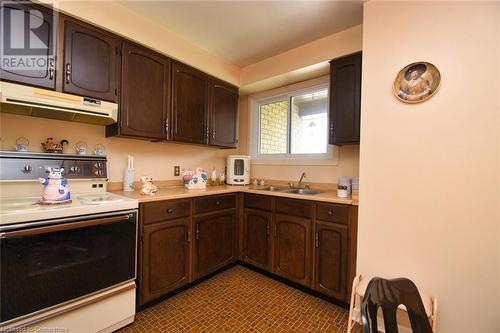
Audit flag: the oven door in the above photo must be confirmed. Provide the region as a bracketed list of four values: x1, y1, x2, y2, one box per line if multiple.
[0, 211, 137, 323]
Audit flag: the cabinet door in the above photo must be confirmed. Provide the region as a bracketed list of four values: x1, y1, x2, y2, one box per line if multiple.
[141, 218, 190, 305]
[209, 80, 238, 147]
[243, 209, 272, 271]
[194, 210, 236, 279]
[171, 62, 209, 144]
[0, 2, 56, 89]
[63, 18, 118, 102]
[329, 52, 362, 145]
[119, 42, 170, 140]
[313, 221, 348, 300]
[274, 214, 311, 287]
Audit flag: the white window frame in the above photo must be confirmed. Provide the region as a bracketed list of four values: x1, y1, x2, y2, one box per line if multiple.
[249, 76, 339, 166]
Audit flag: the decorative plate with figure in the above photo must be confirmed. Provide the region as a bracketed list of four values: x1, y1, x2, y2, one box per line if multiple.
[393, 62, 441, 103]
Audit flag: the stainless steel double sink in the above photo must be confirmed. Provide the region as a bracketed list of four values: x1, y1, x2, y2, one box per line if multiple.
[256, 186, 322, 195]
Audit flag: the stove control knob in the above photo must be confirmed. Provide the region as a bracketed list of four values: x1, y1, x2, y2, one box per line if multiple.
[94, 162, 104, 169]
[70, 165, 80, 173]
[22, 165, 32, 173]
[94, 170, 104, 177]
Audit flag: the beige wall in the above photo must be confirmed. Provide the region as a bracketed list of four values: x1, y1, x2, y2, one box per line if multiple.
[358, 2, 500, 333]
[0, 113, 236, 183]
[48, 0, 240, 85]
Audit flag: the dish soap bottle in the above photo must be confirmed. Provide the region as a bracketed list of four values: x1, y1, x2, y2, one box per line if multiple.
[123, 155, 135, 192]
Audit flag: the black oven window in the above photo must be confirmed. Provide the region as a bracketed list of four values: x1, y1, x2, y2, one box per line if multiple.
[0, 214, 136, 322]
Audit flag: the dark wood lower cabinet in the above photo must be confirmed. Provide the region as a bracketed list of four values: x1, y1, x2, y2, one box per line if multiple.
[242, 208, 273, 271]
[313, 221, 348, 300]
[140, 218, 190, 304]
[194, 209, 236, 280]
[139, 194, 356, 306]
[274, 214, 311, 287]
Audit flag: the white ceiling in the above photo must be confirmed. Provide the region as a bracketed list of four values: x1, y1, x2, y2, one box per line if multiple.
[116, 1, 364, 67]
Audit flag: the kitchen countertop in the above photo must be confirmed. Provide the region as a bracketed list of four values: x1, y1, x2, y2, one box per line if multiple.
[112, 185, 358, 206]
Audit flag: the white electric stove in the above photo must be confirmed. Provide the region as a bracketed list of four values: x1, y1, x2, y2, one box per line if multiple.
[0, 151, 138, 332]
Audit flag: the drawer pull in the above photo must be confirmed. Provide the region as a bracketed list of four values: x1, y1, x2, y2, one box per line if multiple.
[166, 208, 174, 214]
[216, 201, 220, 206]
[328, 210, 334, 216]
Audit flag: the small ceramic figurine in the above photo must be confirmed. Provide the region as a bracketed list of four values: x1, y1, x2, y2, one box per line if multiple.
[219, 172, 225, 185]
[39, 167, 71, 204]
[211, 167, 218, 186]
[181, 168, 208, 189]
[140, 176, 158, 196]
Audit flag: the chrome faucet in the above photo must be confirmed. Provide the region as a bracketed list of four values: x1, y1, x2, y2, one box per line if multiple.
[298, 172, 306, 188]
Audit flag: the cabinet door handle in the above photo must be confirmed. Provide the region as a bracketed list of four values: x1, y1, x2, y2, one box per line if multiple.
[315, 232, 319, 247]
[329, 121, 334, 136]
[187, 229, 191, 242]
[165, 119, 169, 132]
[166, 208, 173, 214]
[266, 221, 270, 236]
[48, 58, 55, 80]
[65, 63, 71, 84]
[195, 224, 199, 240]
[212, 128, 216, 140]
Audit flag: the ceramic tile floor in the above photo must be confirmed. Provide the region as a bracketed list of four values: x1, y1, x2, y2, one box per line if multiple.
[119, 266, 362, 332]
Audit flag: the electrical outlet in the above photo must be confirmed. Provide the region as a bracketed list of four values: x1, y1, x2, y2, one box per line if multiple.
[174, 166, 180, 177]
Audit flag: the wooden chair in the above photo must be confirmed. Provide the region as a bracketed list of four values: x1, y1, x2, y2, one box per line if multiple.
[347, 275, 438, 333]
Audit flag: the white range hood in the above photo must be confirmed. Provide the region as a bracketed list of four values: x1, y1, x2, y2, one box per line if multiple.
[0, 82, 118, 125]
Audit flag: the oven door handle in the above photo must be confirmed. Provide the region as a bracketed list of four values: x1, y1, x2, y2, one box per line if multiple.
[0, 214, 134, 239]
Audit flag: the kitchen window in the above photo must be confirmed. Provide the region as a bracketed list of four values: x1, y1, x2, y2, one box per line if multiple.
[251, 79, 337, 165]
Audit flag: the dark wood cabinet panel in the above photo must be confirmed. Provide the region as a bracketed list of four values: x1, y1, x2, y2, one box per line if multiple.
[274, 214, 311, 287]
[275, 198, 312, 219]
[313, 221, 348, 300]
[194, 210, 236, 279]
[209, 80, 238, 148]
[141, 199, 190, 225]
[118, 42, 170, 139]
[193, 194, 236, 215]
[171, 62, 209, 144]
[244, 193, 273, 212]
[329, 52, 362, 145]
[0, 2, 56, 89]
[316, 203, 349, 225]
[243, 209, 273, 271]
[141, 218, 190, 304]
[63, 18, 118, 102]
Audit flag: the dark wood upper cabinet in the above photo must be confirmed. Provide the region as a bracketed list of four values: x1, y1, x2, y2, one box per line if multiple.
[140, 218, 190, 305]
[274, 214, 311, 287]
[243, 208, 273, 271]
[193, 210, 236, 280]
[0, 2, 56, 89]
[62, 18, 118, 102]
[329, 52, 362, 145]
[209, 80, 238, 148]
[313, 221, 348, 300]
[116, 42, 170, 140]
[171, 62, 209, 145]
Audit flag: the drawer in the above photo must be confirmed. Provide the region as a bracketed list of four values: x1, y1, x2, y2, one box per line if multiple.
[275, 197, 312, 219]
[141, 199, 191, 225]
[316, 203, 349, 224]
[244, 193, 273, 211]
[194, 194, 236, 214]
